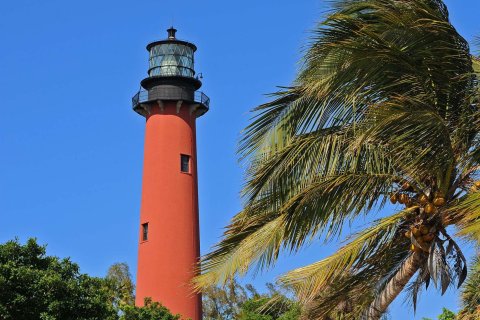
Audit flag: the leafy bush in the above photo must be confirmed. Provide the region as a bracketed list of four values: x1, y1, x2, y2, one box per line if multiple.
[0, 238, 117, 320]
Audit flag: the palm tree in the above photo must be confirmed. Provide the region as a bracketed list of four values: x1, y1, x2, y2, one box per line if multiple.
[457, 256, 480, 320]
[195, 0, 480, 319]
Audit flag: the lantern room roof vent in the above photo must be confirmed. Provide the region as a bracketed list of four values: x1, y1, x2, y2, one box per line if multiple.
[167, 27, 177, 39]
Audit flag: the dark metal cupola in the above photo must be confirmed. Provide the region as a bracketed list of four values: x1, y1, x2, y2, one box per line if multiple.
[132, 27, 209, 117]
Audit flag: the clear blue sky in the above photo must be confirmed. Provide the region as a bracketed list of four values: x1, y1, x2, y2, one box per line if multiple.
[0, 1, 478, 319]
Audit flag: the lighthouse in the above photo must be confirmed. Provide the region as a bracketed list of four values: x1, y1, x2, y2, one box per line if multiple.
[132, 27, 208, 320]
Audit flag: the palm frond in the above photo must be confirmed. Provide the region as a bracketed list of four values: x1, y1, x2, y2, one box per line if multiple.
[445, 192, 480, 242]
[194, 212, 286, 289]
[279, 210, 409, 301]
[353, 95, 454, 189]
[292, 221, 412, 319]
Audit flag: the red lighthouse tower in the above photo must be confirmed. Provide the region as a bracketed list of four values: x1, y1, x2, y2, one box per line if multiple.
[132, 27, 208, 320]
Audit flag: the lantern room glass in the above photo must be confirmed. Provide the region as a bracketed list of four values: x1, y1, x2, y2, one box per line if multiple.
[148, 43, 195, 78]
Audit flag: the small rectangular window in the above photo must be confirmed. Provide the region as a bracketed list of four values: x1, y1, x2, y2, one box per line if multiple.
[142, 223, 149, 241]
[180, 154, 190, 173]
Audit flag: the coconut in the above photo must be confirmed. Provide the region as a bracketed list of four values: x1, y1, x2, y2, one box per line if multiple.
[425, 203, 436, 214]
[418, 194, 429, 205]
[420, 225, 429, 235]
[433, 196, 446, 207]
[412, 227, 421, 237]
[390, 194, 398, 204]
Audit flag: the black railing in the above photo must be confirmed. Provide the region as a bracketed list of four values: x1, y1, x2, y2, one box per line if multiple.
[132, 88, 210, 110]
[195, 91, 210, 108]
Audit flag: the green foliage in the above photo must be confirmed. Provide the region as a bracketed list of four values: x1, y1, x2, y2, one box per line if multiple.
[237, 295, 301, 320]
[202, 278, 248, 319]
[438, 308, 456, 320]
[120, 298, 180, 320]
[237, 284, 300, 320]
[203, 281, 300, 320]
[238, 297, 273, 320]
[422, 308, 457, 320]
[0, 239, 181, 320]
[106, 262, 136, 309]
[277, 304, 301, 320]
[0, 238, 117, 320]
[104, 264, 181, 320]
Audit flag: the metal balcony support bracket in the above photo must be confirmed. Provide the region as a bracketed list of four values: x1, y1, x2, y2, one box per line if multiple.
[157, 100, 164, 112]
[189, 104, 201, 116]
[139, 103, 151, 117]
[176, 100, 183, 114]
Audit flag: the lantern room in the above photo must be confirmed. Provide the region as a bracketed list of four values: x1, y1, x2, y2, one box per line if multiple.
[147, 28, 195, 78]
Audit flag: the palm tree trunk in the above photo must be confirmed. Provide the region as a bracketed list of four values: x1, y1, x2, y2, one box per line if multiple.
[366, 253, 423, 320]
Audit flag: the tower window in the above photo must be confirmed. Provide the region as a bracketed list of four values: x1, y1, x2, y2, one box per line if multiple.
[142, 223, 149, 241]
[180, 154, 190, 173]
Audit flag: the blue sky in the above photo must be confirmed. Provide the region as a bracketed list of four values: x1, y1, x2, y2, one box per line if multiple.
[0, 1, 479, 319]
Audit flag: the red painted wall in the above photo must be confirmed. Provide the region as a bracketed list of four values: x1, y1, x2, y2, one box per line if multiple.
[136, 101, 202, 320]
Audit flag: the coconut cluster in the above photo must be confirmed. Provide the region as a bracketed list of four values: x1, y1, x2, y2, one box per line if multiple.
[404, 224, 436, 252]
[389, 182, 445, 215]
[389, 181, 447, 252]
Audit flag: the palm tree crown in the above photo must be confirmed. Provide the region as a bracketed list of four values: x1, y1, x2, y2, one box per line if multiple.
[195, 1, 480, 318]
